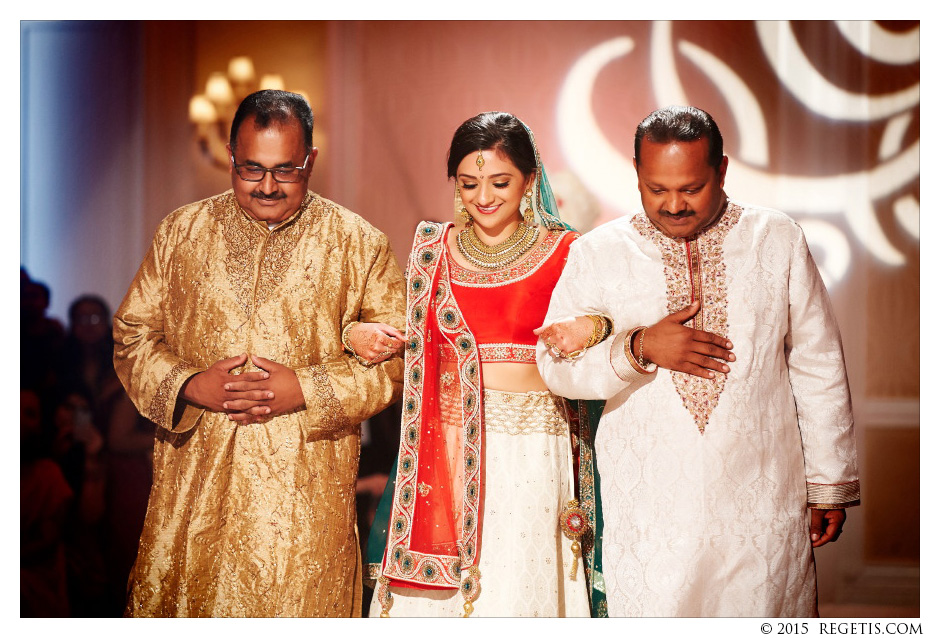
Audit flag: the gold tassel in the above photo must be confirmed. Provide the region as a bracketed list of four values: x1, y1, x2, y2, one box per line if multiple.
[569, 540, 581, 580]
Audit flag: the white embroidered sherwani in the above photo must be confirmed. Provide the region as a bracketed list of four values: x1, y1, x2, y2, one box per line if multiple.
[114, 190, 405, 617]
[536, 201, 859, 617]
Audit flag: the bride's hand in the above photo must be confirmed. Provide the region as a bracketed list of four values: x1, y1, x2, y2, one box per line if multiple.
[534, 316, 595, 358]
[347, 323, 406, 364]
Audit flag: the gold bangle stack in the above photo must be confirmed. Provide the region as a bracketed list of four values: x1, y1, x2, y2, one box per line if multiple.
[341, 321, 374, 367]
[583, 314, 612, 349]
[554, 315, 612, 360]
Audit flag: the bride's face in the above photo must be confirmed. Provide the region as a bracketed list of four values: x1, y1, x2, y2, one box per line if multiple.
[456, 148, 534, 235]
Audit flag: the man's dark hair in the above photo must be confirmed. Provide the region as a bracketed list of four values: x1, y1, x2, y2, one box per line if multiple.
[229, 90, 314, 154]
[634, 106, 724, 170]
[446, 111, 536, 179]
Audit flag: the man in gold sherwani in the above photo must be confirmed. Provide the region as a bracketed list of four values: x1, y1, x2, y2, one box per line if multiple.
[114, 90, 405, 617]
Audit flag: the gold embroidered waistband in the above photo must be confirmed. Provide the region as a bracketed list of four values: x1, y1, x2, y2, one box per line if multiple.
[439, 342, 536, 364]
[483, 389, 569, 436]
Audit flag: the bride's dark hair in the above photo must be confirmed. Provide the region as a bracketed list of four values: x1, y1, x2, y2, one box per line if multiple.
[446, 111, 536, 180]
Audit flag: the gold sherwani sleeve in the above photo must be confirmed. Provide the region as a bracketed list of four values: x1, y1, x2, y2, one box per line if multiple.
[113, 218, 205, 433]
[295, 232, 405, 437]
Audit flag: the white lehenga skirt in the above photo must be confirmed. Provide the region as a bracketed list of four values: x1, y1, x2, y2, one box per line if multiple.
[369, 389, 590, 618]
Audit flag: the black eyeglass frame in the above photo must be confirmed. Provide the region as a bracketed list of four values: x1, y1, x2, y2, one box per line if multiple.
[230, 153, 311, 183]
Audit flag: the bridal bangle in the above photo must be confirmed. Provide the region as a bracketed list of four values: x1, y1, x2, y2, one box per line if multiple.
[584, 314, 612, 349]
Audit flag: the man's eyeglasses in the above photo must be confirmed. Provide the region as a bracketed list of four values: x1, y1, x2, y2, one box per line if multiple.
[231, 153, 310, 183]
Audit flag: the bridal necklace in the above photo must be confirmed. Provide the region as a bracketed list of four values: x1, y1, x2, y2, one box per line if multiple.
[456, 221, 538, 270]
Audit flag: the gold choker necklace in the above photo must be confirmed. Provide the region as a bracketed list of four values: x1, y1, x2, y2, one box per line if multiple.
[456, 223, 539, 270]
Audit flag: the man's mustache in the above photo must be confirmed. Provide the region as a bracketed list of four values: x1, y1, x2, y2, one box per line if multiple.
[251, 191, 287, 201]
[660, 208, 696, 218]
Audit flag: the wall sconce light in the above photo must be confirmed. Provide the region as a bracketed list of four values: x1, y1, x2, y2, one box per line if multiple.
[188, 56, 307, 170]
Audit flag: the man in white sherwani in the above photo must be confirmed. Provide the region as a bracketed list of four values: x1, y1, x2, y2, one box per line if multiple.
[536, 106, 859, 617]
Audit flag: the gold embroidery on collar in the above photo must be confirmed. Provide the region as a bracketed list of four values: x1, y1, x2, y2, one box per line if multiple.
[213, 193, 324, 315]
[633, 203, 742, 433]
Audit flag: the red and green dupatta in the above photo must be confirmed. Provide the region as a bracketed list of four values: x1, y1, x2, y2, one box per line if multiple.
[374, 221, 485, 612]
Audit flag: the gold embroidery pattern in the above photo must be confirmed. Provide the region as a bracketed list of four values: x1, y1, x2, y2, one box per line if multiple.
[439, 342, 536, 364]
[448, 229, 571, 287]
[483, 389, 568, 436]
[632, 204, 742, 433]
[479, 343, 536, 363]
[306, 363, 348, 432]
[686, 238, 704, 332]
[212, 193, 262, 317]
[147, 361, 191, 428]
[212, 192, 321, 314]
[256, 193, 323, 306]
[440, 371, 455, 391]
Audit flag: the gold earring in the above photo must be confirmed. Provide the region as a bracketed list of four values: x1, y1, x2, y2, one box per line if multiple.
[523, 189, 536, 227]
[460, 206, 473, 225]
[455, 183, 472, 225]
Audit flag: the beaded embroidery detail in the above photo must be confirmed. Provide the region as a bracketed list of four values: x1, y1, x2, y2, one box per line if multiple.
[439, 342, 536, 364]
[632, 203, 742, 433]
[482, 389, 568, 436]
[212, 192, 322, 315]
[382, 221, 484, 589]
[306, 364, 348, 432]
[147, 361, 192, 429]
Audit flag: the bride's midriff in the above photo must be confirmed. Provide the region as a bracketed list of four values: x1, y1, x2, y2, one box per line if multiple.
[480, 362, 548, 392]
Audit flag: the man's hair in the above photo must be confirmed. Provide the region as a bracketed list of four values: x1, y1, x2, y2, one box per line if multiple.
[446, 111, 536, 179]
[229, 90, 314, 154]
[634, 106, 724, 170]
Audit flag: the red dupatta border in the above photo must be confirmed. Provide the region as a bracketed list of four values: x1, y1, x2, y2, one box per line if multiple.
[380, 221, 484, 592]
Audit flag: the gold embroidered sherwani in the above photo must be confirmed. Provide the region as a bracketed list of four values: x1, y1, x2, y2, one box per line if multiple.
[114, 190, 405, 617]
[537, 201, 859, 617]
